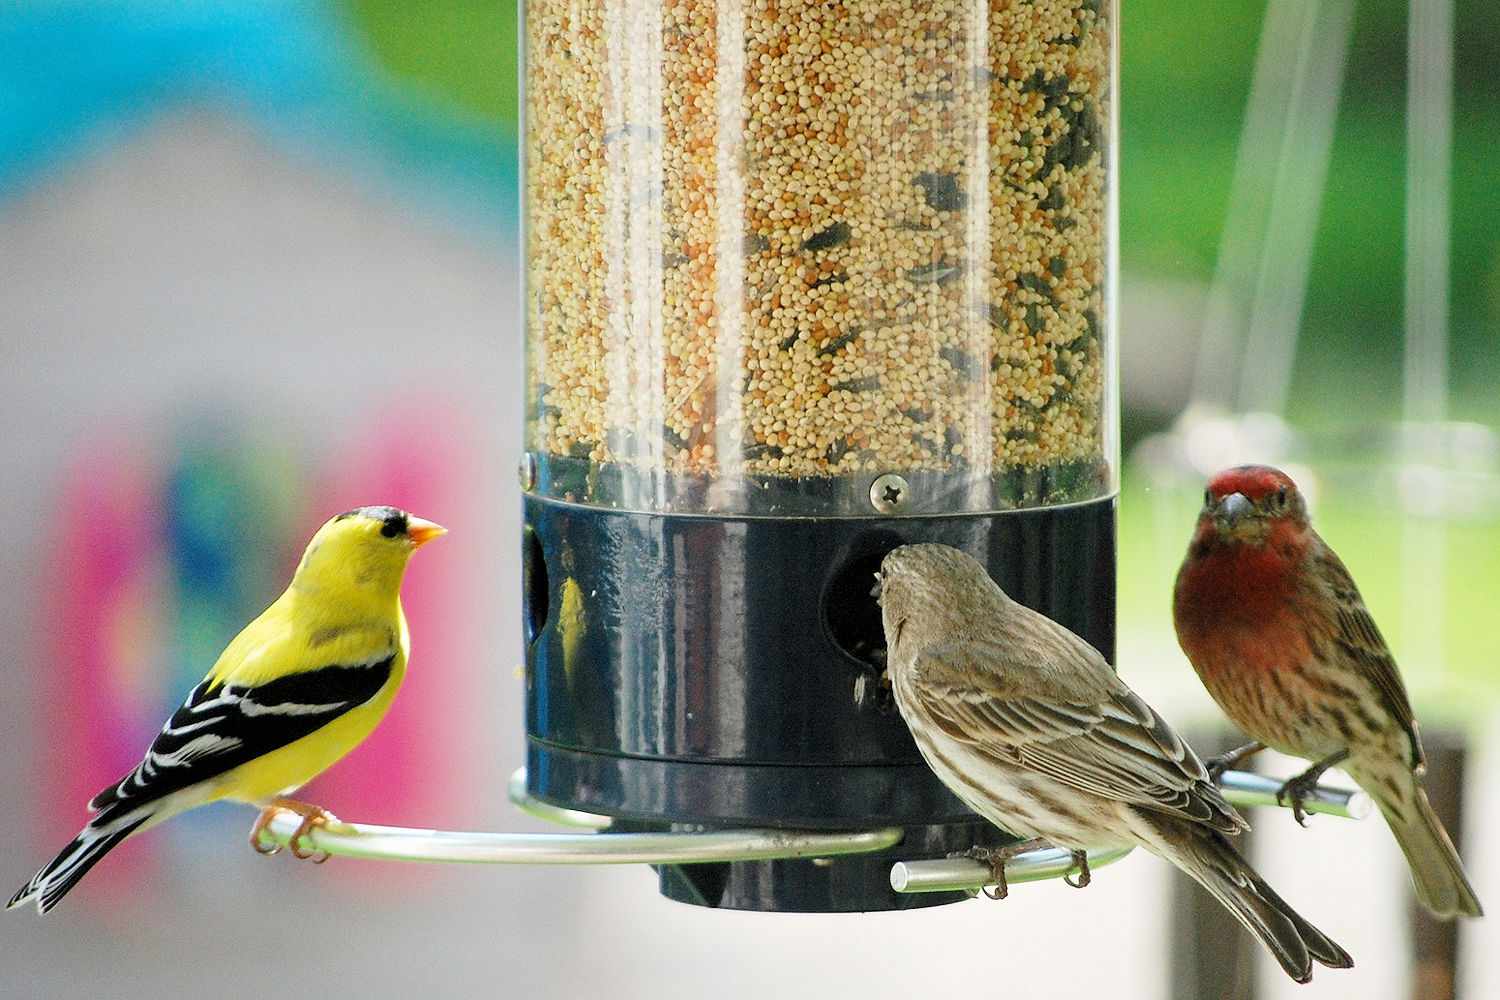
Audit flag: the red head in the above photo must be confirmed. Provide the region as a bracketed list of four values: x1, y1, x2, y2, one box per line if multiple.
[1195, 464, 1310, 544]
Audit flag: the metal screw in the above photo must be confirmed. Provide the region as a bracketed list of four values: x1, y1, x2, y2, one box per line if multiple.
[518, 452, 538, 492]
[869, 473, 909, 513]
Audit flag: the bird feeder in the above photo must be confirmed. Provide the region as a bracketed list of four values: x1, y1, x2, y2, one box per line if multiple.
[520, 0, 1121, 912]
[243, 0, 1370, 913]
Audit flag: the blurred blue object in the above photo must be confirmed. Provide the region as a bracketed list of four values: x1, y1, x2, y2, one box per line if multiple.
[0, 1, 516, 233]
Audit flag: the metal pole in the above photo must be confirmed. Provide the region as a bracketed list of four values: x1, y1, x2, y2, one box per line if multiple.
[890, 846, 1132, 895]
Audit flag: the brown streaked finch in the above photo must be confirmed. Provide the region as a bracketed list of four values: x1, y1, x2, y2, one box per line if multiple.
[1174, 464, 1482, 919]
[877, 543, 1352, 984]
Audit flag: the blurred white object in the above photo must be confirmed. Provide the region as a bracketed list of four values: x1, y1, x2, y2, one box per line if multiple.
[1133, 412, 1500, 522]
[1191, 0, 1354, 418]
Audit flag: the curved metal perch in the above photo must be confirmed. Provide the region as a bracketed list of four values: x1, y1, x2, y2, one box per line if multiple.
[254, 814, 904, 866]
[250, 767, 1367, 898]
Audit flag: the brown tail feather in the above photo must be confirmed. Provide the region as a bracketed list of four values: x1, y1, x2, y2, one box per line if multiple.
[1351, 762, 1483, 919]
[1142, 817, 1353, 983]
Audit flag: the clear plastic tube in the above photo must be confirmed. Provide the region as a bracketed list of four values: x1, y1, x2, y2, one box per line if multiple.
[524, 0, 1118, 515]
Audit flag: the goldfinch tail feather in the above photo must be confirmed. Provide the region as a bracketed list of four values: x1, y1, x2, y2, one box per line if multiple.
[8, 812, 152, 915]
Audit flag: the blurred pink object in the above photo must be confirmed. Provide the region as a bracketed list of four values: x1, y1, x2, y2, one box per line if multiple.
[301, 397, 484, 839]
[42, 439, 166, 897]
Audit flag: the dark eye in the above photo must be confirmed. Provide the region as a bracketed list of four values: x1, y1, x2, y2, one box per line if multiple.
[1204, 489, 1213, 507]
[380, 516, 405, 538]
[1274, 487, 1288, 508]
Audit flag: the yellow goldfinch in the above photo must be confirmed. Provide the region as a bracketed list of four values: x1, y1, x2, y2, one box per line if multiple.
[9, 506, 445, 914]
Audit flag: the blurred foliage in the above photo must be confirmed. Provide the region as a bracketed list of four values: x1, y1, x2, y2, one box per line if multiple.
[343, 0, 1500, 423]
[1123, 0, 1500, 423]
[1122, 1, 1497, 289]
[342, 0, 518, 129]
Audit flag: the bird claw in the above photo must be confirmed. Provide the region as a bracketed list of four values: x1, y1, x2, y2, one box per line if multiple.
[1274, 751, 1348, 828]
[949, 846, 1009, 899]
[1204, 741, 1265, 784]
[979, 864, 1008, 900]
[1063, 850, 1092, 889]
[249, 809, 283, 856]
[1275, 777, 1313, 827]
[290, 839, 331, 863]
[948, 838, 1054, 900]
[287, 810, 336, 862]
[249, 799, 338, 862]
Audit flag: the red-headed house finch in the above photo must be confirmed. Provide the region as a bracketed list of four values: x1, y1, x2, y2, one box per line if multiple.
[1174, 464, 1482, 919]
[877, 543, 1352, 984]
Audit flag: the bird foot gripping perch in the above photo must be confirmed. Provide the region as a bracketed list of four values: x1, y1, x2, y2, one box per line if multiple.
[250, 799, 340, 863]
[950, 839, 1050, 900]
[946, 841, 1093, 900]
[1204, 741, 1265, 783]
[1275, 750, 1351, 827]
[1062, 850, 1091, 889]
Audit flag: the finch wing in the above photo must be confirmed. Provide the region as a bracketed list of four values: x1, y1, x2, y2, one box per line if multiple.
[1308, 539, 1423, 771]
[86, 654, 396, 822]
[909, 634, 1246, 835]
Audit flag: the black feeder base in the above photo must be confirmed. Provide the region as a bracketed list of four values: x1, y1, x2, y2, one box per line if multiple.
[522, 493, 1115, 912]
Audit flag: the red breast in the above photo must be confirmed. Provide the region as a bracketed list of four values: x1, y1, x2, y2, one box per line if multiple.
[1174, 515, 1314, 680]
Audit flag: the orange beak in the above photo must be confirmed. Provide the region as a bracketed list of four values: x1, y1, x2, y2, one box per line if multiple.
[407, 516, 448, 548]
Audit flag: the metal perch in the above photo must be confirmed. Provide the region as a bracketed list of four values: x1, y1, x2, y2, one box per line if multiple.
[890, 768, 1369, 895]
[250, 768, 1367, 896]
[253, 814, 903, 866]
[891, 846, 1135, 895]
[1215, 767, 1369, 820]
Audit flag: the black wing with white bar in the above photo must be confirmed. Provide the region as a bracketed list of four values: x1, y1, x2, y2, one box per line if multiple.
[88, 655, 396, 822]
